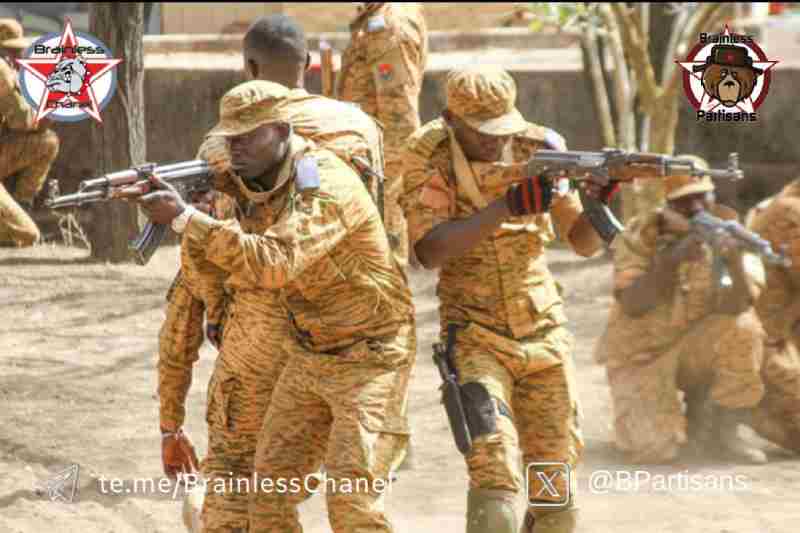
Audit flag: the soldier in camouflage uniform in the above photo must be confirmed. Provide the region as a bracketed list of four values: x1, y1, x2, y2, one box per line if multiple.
[140, 80, 415, 533]
[746, 179, 800, 453]
[337, 2, 428, 268]
[0, 19, 59, 246]
[400, 67, 612, 533]
[160, 19, 392, 531]
[594, 160, 771, 466]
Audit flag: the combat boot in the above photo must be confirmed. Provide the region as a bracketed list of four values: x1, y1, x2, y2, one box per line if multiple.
[466, 488, 518, 533]
[711, 405, 767, 464]
[520, 507, 579, 533]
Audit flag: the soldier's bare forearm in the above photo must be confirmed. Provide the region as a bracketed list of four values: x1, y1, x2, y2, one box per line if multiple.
[567, 213, 605, 257]
[415, 197, 510, 269]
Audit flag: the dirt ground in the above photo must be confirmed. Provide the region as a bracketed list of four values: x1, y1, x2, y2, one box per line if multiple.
[1, 242, 799, 532]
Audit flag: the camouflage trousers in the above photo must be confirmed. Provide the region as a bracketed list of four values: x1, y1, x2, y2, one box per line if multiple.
[0, 128, 59, 246]
[606, 310, 765, 463]
[202, 295, 291, 533]
[450, 322, 582, 506]
[384, 156, 409, 269]
[751, 338, 800, 452]
[249, 322, 416, 533]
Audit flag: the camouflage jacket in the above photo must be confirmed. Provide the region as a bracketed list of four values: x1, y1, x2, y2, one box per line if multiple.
[747, 179, 800, 342]
[184, 135, 414, 352]
[400, 118, 589, 340]
[0, 57, 36, 134]
[337, 2, 427, 157]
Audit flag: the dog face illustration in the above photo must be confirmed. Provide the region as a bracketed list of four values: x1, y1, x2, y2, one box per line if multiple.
[46, 58, 88, 94]
[701, 63, 758, 107]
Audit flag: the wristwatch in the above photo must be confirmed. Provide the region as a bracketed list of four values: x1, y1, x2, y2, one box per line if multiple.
[171, 205, 197, 234]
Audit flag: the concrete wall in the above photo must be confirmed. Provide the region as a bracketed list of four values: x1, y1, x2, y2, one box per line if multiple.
[159, 3, 527, 34]
[49, 60, 799, 220]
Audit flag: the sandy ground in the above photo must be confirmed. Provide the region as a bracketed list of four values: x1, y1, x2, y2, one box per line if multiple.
[1, 242, 799, 532]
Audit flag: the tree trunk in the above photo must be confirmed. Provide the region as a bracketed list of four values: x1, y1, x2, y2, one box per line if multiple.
[87, 3, 146, 263]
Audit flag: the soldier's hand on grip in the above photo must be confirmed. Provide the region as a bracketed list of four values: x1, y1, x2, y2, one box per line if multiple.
[669, 233, 706, 265]
[506, 175, 553, 216]
[162, 428, 200, 479]
[138, 172, 187, 225]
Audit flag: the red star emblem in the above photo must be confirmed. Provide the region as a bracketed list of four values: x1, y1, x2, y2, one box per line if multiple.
[725, 52, 734, 62]
[16, 19, 122, 125]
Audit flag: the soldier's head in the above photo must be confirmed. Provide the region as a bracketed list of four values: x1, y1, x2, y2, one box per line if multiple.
[665, 154, 716, 218]
[243, 15, 308, 89]
[442, 67, 528, 162]
[208, 81, 294, 180]
[0, 19, 30, 66]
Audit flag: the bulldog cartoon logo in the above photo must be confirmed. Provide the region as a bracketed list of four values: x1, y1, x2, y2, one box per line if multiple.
[677, 26, 778, 122]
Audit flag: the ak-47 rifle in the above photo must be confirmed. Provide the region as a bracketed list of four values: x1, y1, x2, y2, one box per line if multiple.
[660, 207, 791, 289]
[44, 160, 211, 265]
[523, 149, 744, 243]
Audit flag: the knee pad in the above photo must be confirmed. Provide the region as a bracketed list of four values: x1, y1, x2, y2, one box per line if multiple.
[523, 505, 579, 533]
[466, 488, 518, 533]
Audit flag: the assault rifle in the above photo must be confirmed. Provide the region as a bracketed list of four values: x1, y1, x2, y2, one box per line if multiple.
[44, 160, 211, 265]
[523, 149, 744, 243]
[661, 207, 791, 289]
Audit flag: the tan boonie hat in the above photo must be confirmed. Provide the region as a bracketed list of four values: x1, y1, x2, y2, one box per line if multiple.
[446, 66, 528, 136]
[665, 154, 715, 200]
[208, 80, 293, 137]
[0, 19, 30, 49]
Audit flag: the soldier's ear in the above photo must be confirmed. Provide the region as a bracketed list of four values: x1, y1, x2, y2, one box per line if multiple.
[305, 52, 311, 72]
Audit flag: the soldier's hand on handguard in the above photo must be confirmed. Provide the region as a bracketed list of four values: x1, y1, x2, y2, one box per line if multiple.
[162, 428, 200, 479]
[715, 232, 744, 261]
[137, 172, 188, 225]
[505, 175, 553, 216]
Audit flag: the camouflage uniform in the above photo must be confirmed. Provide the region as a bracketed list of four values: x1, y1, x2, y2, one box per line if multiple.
[0, 20, 59, 246]
[180, 81, 415, 533]
[595, 169, 767, 463]
[401, 68, 595, 533]
[174, 85, 391, 533]
[746, 179, 800, 452]
[337, 2, 428, 267]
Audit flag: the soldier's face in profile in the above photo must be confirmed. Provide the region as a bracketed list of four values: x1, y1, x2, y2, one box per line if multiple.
[445, 110, 511, 163]
[228, 122, 291, 179]
[668, 191, 715, 219]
